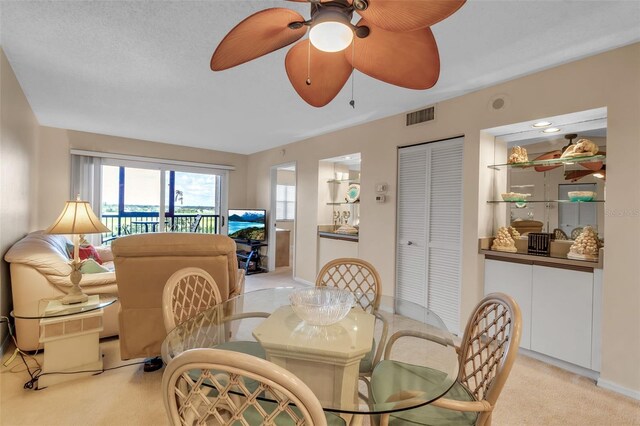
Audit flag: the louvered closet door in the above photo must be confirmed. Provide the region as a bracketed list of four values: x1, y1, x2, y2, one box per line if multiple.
[396, 146, 428, 304]
[396, 138, 464, 334]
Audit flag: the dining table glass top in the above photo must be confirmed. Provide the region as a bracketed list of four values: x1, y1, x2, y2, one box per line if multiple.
[161, 287, 459, 415]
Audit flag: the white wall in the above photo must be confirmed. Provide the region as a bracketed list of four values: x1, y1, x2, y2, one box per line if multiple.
[247, 43, 640, 394]
[0, 49, 39, 348]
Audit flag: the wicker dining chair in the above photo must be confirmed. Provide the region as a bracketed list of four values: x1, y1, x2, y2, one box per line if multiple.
[162, 267, 266, 364]
[316, 258, 388, 397]
[162, 348, 346, 426]
[553, 228, 568, 240]
[371, 293, 522, 426]
[162, 267, 223, 333]
[316, 258, 382, 312]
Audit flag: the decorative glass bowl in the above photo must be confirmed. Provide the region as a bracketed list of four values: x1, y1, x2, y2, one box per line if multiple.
[568, 191, 596, 202]
[289, 287, 354, 326]
[501, 192, 531, 202]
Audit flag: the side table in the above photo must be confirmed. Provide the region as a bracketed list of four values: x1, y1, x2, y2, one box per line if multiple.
[11, 295, 117, 388]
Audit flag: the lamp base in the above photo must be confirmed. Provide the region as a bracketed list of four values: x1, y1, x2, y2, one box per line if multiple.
[61, 263, 89, 305]
[61, 292, 89, 305]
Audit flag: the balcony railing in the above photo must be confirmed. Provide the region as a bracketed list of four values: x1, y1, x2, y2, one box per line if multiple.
[101, 213, 220, 243]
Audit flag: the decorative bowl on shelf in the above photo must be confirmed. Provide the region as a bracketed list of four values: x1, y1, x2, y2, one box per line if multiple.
[501, 192, 531, 202]
[289, 287, 354, 326]
[345, 183, 360, 203]
[568, 191, 596, 202]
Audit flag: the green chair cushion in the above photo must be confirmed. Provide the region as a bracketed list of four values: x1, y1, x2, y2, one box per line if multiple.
[240, 401, 346, 425]
[216, 341, 266, 360]
[371, 360, 478, 426]
[187, 342, 266, 394]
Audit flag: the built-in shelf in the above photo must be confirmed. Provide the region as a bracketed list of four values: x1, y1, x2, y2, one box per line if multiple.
[326, 201, 360, 206]
[318, 231, 359, 242]
[488, 154, 606, 169]
[327, 179, 360, 184]
[487, 200, 605, 204]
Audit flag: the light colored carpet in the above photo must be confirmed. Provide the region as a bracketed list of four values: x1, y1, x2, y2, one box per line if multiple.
[1, 270, 639, 425]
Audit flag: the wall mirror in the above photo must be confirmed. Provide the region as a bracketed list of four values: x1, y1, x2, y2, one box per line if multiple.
[487, 107, 606, 242]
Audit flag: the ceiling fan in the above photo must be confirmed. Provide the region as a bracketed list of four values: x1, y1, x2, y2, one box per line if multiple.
[210, 0, 466, 107]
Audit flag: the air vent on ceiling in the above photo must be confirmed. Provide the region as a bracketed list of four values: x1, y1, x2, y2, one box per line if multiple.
[406, 106, 435, 126]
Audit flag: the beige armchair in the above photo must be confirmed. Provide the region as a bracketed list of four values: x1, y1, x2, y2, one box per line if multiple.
[112, 233, 245, 360]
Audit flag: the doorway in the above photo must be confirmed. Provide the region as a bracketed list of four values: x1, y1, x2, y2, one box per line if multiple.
[268, 163, 296, 277]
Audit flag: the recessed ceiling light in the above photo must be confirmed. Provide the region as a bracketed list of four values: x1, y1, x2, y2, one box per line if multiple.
[593, 172, 605, 179]
[532, 121, 552, 128]
[344, 156, 351, 160]
[542, 127, 561, 133]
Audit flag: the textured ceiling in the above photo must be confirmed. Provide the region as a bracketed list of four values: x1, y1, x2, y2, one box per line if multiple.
[1, 1, 639, 154]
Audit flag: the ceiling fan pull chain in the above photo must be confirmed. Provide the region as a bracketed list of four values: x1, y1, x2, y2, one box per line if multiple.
[349, 42, 356, 108]
[306, 41, 312, 86]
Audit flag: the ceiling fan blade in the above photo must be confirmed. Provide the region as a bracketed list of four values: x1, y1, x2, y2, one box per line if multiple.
[211, 8, 307, 71]
[580, 151, 605, 171]
[286, 39, 352, 107]
[347, 20, 439, 90]
[358, 0, 466, 32]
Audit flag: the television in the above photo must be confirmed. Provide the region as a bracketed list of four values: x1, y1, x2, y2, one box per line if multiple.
[227, 209, 267, 242]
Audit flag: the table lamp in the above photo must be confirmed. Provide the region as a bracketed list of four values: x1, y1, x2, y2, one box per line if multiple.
[46, 196, 110, 304]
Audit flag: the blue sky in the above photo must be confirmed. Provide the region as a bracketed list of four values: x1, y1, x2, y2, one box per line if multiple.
[102, 166, 217, 206]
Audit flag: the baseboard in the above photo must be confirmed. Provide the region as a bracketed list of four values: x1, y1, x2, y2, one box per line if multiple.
[293, 277, 314, 287]
[597, 378, 640, 400]
[519, 348, 600, 381]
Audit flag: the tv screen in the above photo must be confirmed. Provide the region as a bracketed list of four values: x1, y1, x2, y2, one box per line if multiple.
[228, 209, 267, 242]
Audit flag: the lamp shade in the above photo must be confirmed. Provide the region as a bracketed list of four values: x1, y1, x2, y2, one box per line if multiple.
[46, 200, 110, 235]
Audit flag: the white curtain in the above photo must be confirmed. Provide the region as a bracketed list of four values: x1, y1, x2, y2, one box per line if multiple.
[70, 154, 103, 244]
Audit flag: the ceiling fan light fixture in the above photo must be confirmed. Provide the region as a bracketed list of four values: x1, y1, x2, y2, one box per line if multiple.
[309, 10, 354, 53]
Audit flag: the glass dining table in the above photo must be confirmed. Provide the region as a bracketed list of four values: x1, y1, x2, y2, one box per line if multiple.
[161, 287, 459, 419]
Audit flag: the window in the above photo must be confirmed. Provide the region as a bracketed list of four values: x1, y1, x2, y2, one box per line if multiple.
[71, 151, 231, 242]
[100, 164, 223, 236]
[276, 185, 295, 220]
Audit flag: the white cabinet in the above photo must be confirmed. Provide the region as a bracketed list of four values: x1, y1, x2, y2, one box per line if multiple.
[484, 258, 598, 370]
[484, 259, 532, 349]
[531, 265, 593, 369]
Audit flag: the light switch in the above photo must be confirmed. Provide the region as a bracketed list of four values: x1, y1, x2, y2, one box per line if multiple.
[375, 183, 387, 193]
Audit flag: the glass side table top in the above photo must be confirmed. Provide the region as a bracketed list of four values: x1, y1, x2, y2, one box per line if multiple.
[162, 287, 459, 415]
[11, 295, 118, 320]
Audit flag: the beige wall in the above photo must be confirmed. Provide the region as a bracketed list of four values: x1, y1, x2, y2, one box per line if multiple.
[36, 127, 249, 229]
[247, 43, 640, 394]
[0, 49, 39, 347]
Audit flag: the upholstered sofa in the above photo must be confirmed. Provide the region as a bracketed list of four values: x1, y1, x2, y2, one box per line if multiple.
[4, 231, 119, 351]
[111, 233, 245, 360]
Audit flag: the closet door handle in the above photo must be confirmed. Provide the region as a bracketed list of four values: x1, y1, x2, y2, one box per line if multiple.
[407, 241, 414, 246]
